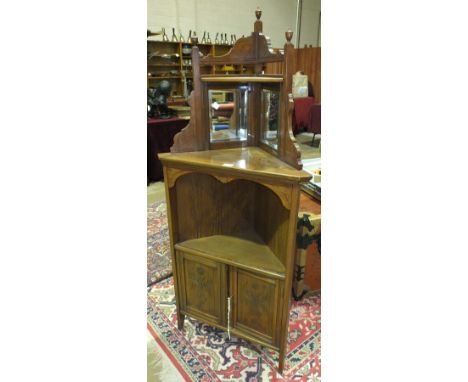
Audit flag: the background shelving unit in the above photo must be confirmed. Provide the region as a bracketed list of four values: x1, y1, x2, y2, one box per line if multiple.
[147, 40, 238, 99]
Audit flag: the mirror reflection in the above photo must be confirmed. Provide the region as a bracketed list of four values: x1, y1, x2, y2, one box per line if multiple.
[209, 88, 248, 143]
[260, 88, 280, 150]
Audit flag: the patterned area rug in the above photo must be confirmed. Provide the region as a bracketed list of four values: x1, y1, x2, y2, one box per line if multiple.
[147, 202, 172, 285]
[147, 277, 321, 381]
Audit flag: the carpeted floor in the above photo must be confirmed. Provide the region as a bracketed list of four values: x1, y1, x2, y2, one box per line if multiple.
[147, 201, 172, 286]
[148, 277, 321, 381]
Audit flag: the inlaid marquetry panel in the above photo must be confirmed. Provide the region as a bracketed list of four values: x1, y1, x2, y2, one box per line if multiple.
[231, 268, 281, 345]
[177, 251, 227, 326]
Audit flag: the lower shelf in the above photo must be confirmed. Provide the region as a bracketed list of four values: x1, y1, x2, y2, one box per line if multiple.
[175, 234, 286, 279]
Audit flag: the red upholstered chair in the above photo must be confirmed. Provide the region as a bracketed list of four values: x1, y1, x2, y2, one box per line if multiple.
[292, 97, 315, 135]
[292, 97, 321, 147]
[309, 103, 321, 146]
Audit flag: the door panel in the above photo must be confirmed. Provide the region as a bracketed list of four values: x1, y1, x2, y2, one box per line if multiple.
[230, 268, 281, 345]
[177, 251, 227, 327]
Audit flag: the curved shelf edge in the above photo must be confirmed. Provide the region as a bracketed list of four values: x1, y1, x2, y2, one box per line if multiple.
[165, 167, 293, 210]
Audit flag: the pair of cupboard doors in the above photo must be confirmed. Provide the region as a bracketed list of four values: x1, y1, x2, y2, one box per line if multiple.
[175, 249, 285, 350]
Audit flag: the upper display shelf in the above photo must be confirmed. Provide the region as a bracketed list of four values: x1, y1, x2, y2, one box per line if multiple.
[169, 7, 303, 170]
[147, 40, 233, 48]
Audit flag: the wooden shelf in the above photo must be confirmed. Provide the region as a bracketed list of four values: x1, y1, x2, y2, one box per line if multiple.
[148, 76, 181, 79]
[201, 75, 283, 83]
[148, 40, 236, 94]
[175, 233, 286, 279]
[147, 63, 180, 67]
[147, 40, 180, 44]
[159, 147, 311, 182]
[148, 39, 232, 47]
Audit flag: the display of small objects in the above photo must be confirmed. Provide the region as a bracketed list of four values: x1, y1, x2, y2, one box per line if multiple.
[156, 28, 237, 45]
[312, 168, 321, 183]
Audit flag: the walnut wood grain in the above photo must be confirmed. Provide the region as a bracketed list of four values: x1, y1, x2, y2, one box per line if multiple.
[176, 251, 227, 327]
[165, 166, 294, 210]
[230, 268, 281, 345]
[176, 234, 286, 279]
[160, 11, 310, 374]
[254, 185, 290, 265]
[159, 147, 311, 183]
[200, 33, 283, 66]
[170, 46, 207, 153]
[278, 40, 303, 170]
[278, 183, 301, 373]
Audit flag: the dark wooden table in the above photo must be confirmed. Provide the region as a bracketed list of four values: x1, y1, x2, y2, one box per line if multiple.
[147, 117, 189, 183]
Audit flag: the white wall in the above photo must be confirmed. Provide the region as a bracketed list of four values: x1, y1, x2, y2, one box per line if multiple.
[300, 0, 321, 47]
[148, 0, 320, 48]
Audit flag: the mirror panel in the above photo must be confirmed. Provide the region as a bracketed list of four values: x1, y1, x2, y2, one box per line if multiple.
[209, 87, 248, 143]
[260, 87, 280, 151]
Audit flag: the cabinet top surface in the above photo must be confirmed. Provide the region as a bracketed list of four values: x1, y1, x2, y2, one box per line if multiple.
[159, 147, 311, 182]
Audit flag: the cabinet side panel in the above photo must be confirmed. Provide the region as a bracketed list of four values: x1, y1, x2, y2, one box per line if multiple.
[254, 183, 290, 266]
[162, 166, 184, 324]
[175, 173, 219, 241]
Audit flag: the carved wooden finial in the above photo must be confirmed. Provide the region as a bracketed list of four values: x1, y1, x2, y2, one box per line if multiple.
[285, 29, 293, 43]
[255, 7, 262, 20]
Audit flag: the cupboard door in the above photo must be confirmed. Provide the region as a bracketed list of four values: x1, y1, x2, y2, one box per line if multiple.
[230, 268, 281, 346]
[176, 251, 227, 327]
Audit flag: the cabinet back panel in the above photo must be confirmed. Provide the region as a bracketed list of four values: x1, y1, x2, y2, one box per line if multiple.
[175, 173, 256, 241]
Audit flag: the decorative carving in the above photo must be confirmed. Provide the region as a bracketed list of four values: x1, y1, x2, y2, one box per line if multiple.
[200, 33, 283, 66]
[170, 93, 201, 153]
[246, 285, 270, 313]
[186, 263, 212, 312]
[166, 168, 293, 209]
[278, 40, 303, 169]
[170, 46, 207, 153]
[240, 277, 273, 331]
[165, 167, 191, 188]
[212, 174, 236, 184]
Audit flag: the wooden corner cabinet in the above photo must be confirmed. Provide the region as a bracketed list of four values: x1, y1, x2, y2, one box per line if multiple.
[158, 9, 311, 374]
